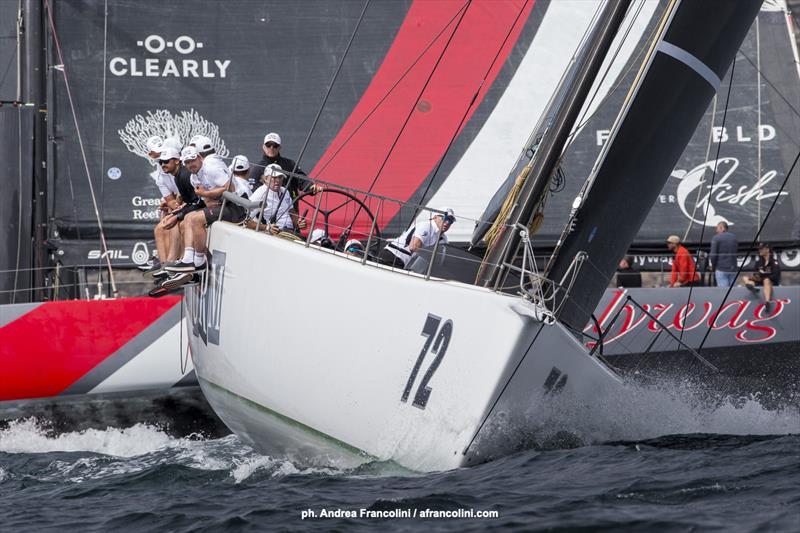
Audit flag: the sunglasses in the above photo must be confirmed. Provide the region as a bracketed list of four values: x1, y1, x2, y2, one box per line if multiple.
[443, 215, 456, 225]
[159, 159, 173, 165]
[264, 142, 280, 149]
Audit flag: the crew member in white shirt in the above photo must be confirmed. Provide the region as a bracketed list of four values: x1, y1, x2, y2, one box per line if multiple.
[164, 146, 245, 273]
[246, 164, 294, 234]
[378, 209, 455, 268]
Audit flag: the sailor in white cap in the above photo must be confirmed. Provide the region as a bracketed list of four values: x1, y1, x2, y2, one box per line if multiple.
[163, 146, 245, 274]
[229, 155, 254, 197]
[143, 145, 185, 278]
[245, 163, 294, 234]
[378, 208, 455, 268]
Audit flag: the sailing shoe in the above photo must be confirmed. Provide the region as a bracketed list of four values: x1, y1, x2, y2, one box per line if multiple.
[745, 283, 759, 294]
[142, 263, 166, 279]
[164, 260, 200, 273]
[764, 300, 773, 313]
[159, 272, 195, 291]
[137, 256, 159, 272]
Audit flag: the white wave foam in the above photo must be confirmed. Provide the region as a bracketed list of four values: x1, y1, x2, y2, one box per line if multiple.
[0, 418, 176, 457]
[0, 419, 346, 483]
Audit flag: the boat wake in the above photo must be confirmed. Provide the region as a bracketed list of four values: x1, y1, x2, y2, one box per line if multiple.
[0, 418, 346, 484]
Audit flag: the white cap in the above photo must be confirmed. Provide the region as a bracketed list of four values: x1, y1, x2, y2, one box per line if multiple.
[159, 146, 180, 161]
[161, 136, 182, 152]
[230, 155, 250, 172]
[438, 207, 455, 222]
[263, 132, 282, 145]
[310, 228, 326, 243]
[146, 135, 164, 153]
[189, 135, 213, 152]
[180, 146, 200, 162]
[263, 163, 286, 177]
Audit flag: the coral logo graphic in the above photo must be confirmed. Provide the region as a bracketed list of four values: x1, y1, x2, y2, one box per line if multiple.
[118, 109, 228, 221]
[118, 108, 229, 164]
[109, 34, 231, 78]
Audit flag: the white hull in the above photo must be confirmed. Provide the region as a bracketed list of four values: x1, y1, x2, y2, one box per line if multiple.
[188, 223, 623, 471]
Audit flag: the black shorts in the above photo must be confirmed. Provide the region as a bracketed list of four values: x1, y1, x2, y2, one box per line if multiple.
[203, 202, 246, 225]
[378, 248, 407, 268]
[752, 273, 780, 286]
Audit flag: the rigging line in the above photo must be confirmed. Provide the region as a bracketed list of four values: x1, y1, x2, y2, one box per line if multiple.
[461, 320, 547, 457]
[293, 0, 369, 174]
[271, 0, 370, 222]
[410, 0, 532, 221]
[312, 0, 471, 179]
[756, 15, 762, 222]
[697, 145, 800, 354]
[13, 102, 23, 303]
[568, 0, 646, 143]
[12, 1, 22, 304]
[44, 0, 118, 297]
[678, 58, 736, 346]
[738, 51, 800, 124]
[99, 0, 108, 272]
[338, 0, 473, 237]
[682, 95, 718, 242]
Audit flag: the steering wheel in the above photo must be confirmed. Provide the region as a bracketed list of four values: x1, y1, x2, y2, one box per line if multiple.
[293, 188, 382, 252]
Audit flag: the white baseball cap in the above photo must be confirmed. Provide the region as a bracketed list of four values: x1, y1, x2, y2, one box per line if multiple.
[180, 146, 200, 162]
[146, 135, 164, 153]
[230, 155, 250, 172]
[263, 132, 282, 145]
[161, 136, 182, 152]
[159, 146, 180, 161]
[263, 163, 286, 177]
[310, 228, 326, 243]
[189, 134, 213, 152]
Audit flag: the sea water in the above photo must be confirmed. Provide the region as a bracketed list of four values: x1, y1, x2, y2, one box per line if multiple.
[1, 384, 798, 532]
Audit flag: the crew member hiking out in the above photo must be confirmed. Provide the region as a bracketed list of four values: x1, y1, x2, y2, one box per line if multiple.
[163, 146, 245, 279]
[378, 209, 455, 269]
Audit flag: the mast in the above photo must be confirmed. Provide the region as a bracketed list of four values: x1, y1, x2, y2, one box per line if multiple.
[544, 0, 764, 331]
[476, 0, 633, 289]
[25, 0, 48, 301]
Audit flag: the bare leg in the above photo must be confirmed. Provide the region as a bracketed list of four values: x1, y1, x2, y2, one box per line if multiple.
[763, 278, 773, 302]
[154, 223, 169, 264]
[167, 225, 183, 261]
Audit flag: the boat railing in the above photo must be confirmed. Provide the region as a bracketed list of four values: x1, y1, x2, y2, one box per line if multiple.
[220, 172, 525, 284]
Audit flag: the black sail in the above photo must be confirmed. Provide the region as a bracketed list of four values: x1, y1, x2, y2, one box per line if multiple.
[544, 0, 764, 331]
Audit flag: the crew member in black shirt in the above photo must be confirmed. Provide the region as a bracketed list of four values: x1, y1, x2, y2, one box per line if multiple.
[615, 255, 642, 288]
[743, 242, 781, 311]
[247, 132, 323, 229]
[146, 147, 204, 277]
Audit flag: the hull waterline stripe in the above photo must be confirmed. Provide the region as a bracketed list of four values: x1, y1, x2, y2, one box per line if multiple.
[656, 41, 721, 90]
[199, 378, 377, 461]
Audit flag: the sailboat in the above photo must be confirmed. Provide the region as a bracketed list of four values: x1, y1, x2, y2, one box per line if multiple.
[186, 0, 765, 471]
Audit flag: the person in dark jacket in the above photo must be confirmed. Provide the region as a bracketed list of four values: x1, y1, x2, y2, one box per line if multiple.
[709, 221, 738, 287]
[743, 242, 781, 311]
[615, 255, 642, 288]
[247, 132, 323, 230]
